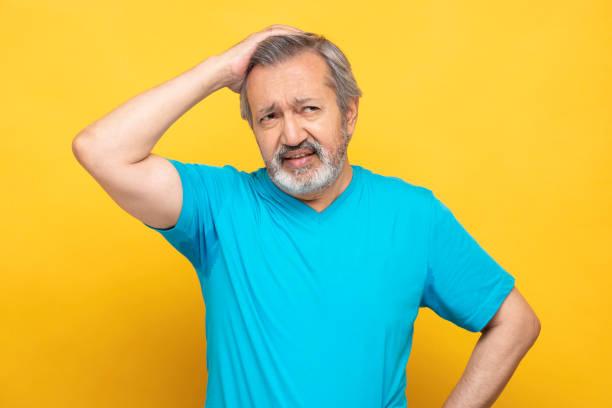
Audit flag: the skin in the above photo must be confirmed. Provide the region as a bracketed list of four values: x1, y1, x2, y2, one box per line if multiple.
[442, 287, 541, 407]
[223, 24, 306, 93]
[244, 50, 359, 213]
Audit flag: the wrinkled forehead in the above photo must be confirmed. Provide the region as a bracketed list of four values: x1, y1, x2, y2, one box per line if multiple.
[246, 51, 335, 110]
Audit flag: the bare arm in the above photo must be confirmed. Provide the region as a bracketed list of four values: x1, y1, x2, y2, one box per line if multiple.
[73, 56, 228, 166]
[441, 287, 541, 408]
[71, 55, 229, 229]
[72, 25, 303, 229]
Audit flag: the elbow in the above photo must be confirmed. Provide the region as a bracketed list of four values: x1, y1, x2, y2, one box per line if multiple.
[489, 313, 541, 349]
[72, 135, 86, 161]
[531, 314, 541, 340]
[72, 130, 102, 165]
[72, 135, 85, 158]
[520, 313, 541, 349]
[72, 134, 94, 165]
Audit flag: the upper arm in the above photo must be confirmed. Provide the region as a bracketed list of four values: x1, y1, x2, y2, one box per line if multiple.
[72, 140, 182, 230]
[421, 190, 517, 332]
[481, 286, 541, 335]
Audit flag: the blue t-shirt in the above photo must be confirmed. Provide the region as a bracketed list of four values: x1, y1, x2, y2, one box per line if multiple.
[144, 158, 515, 408]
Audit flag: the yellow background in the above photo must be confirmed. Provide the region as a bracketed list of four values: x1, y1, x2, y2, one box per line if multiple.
[2, 1, 610, 406]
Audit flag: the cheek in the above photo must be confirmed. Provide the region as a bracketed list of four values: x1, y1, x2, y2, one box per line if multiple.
[312, 112, 342, 136]
[257, 135, 280, 159]
[313, 122, 344, 149]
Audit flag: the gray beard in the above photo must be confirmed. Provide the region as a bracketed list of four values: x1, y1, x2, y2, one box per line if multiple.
[266, 126, 351, 196]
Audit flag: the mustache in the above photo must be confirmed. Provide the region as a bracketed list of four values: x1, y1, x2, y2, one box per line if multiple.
[276, 142, 320, 160]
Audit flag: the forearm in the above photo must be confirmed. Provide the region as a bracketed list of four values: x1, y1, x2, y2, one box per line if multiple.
[73, 55, 229, 165]
[442, 321, 540, 408]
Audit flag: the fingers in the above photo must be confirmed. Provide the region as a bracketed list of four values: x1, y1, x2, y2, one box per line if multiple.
[261, 24, 305, 36]
[245, 25, 305, 47]
[237, 25, 307, 52]
[266, 24, 303, 32]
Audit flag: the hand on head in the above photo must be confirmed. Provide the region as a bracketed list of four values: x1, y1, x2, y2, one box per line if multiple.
[217, 24, 306, 93]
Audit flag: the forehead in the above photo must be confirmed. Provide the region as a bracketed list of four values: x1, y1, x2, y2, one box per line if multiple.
[246, 51, 334, 111]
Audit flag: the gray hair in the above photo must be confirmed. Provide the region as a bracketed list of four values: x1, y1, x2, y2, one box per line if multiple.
[239, 32, 363, 130]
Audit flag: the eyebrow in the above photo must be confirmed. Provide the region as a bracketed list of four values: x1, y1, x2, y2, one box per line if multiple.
[257, 97, 321, 116]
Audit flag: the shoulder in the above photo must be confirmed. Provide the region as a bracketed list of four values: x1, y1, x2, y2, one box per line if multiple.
[357, 165, 434, 208]
[190, 162, 242, 178]
[165, 159, 255, 205]
[168, 160, 246, 187]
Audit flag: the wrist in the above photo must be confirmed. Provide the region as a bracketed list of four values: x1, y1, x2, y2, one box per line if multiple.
[194, 55, 233, 95]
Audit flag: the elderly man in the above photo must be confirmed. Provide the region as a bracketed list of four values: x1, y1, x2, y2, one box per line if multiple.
[72, 24, 540, 408]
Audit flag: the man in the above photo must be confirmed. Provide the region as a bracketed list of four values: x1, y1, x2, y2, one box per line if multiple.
[72, 24, 540, 408]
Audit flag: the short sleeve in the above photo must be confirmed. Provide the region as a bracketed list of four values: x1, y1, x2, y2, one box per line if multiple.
[420, 191, 516, 332]
[142, 157, 237, 270]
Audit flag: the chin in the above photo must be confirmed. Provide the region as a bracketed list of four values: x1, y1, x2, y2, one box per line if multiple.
[272, 157, 342, 196]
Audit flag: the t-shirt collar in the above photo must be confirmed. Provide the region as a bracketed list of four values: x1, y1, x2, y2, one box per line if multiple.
[257, 164, 362, 223]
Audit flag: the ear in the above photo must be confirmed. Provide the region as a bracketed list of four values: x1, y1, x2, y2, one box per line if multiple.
[345, 97, 359, 135]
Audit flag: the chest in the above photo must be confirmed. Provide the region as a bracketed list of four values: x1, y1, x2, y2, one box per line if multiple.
[205, 203, 428, 336]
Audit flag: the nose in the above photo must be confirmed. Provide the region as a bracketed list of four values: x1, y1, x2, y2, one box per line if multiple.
[281, 111, 307, 147]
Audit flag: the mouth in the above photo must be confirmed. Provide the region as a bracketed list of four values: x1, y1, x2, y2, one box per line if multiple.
[282, 151, 316, 168]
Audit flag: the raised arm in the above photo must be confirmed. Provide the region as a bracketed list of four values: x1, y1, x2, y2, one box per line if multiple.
[71, 25, 303, 229]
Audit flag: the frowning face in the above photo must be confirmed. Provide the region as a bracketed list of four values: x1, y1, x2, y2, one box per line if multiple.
[246, 50, 358, 197]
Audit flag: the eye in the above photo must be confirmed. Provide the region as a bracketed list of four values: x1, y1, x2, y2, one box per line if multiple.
[304, 106, 319, 112]
[260, 113, 276, 123]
